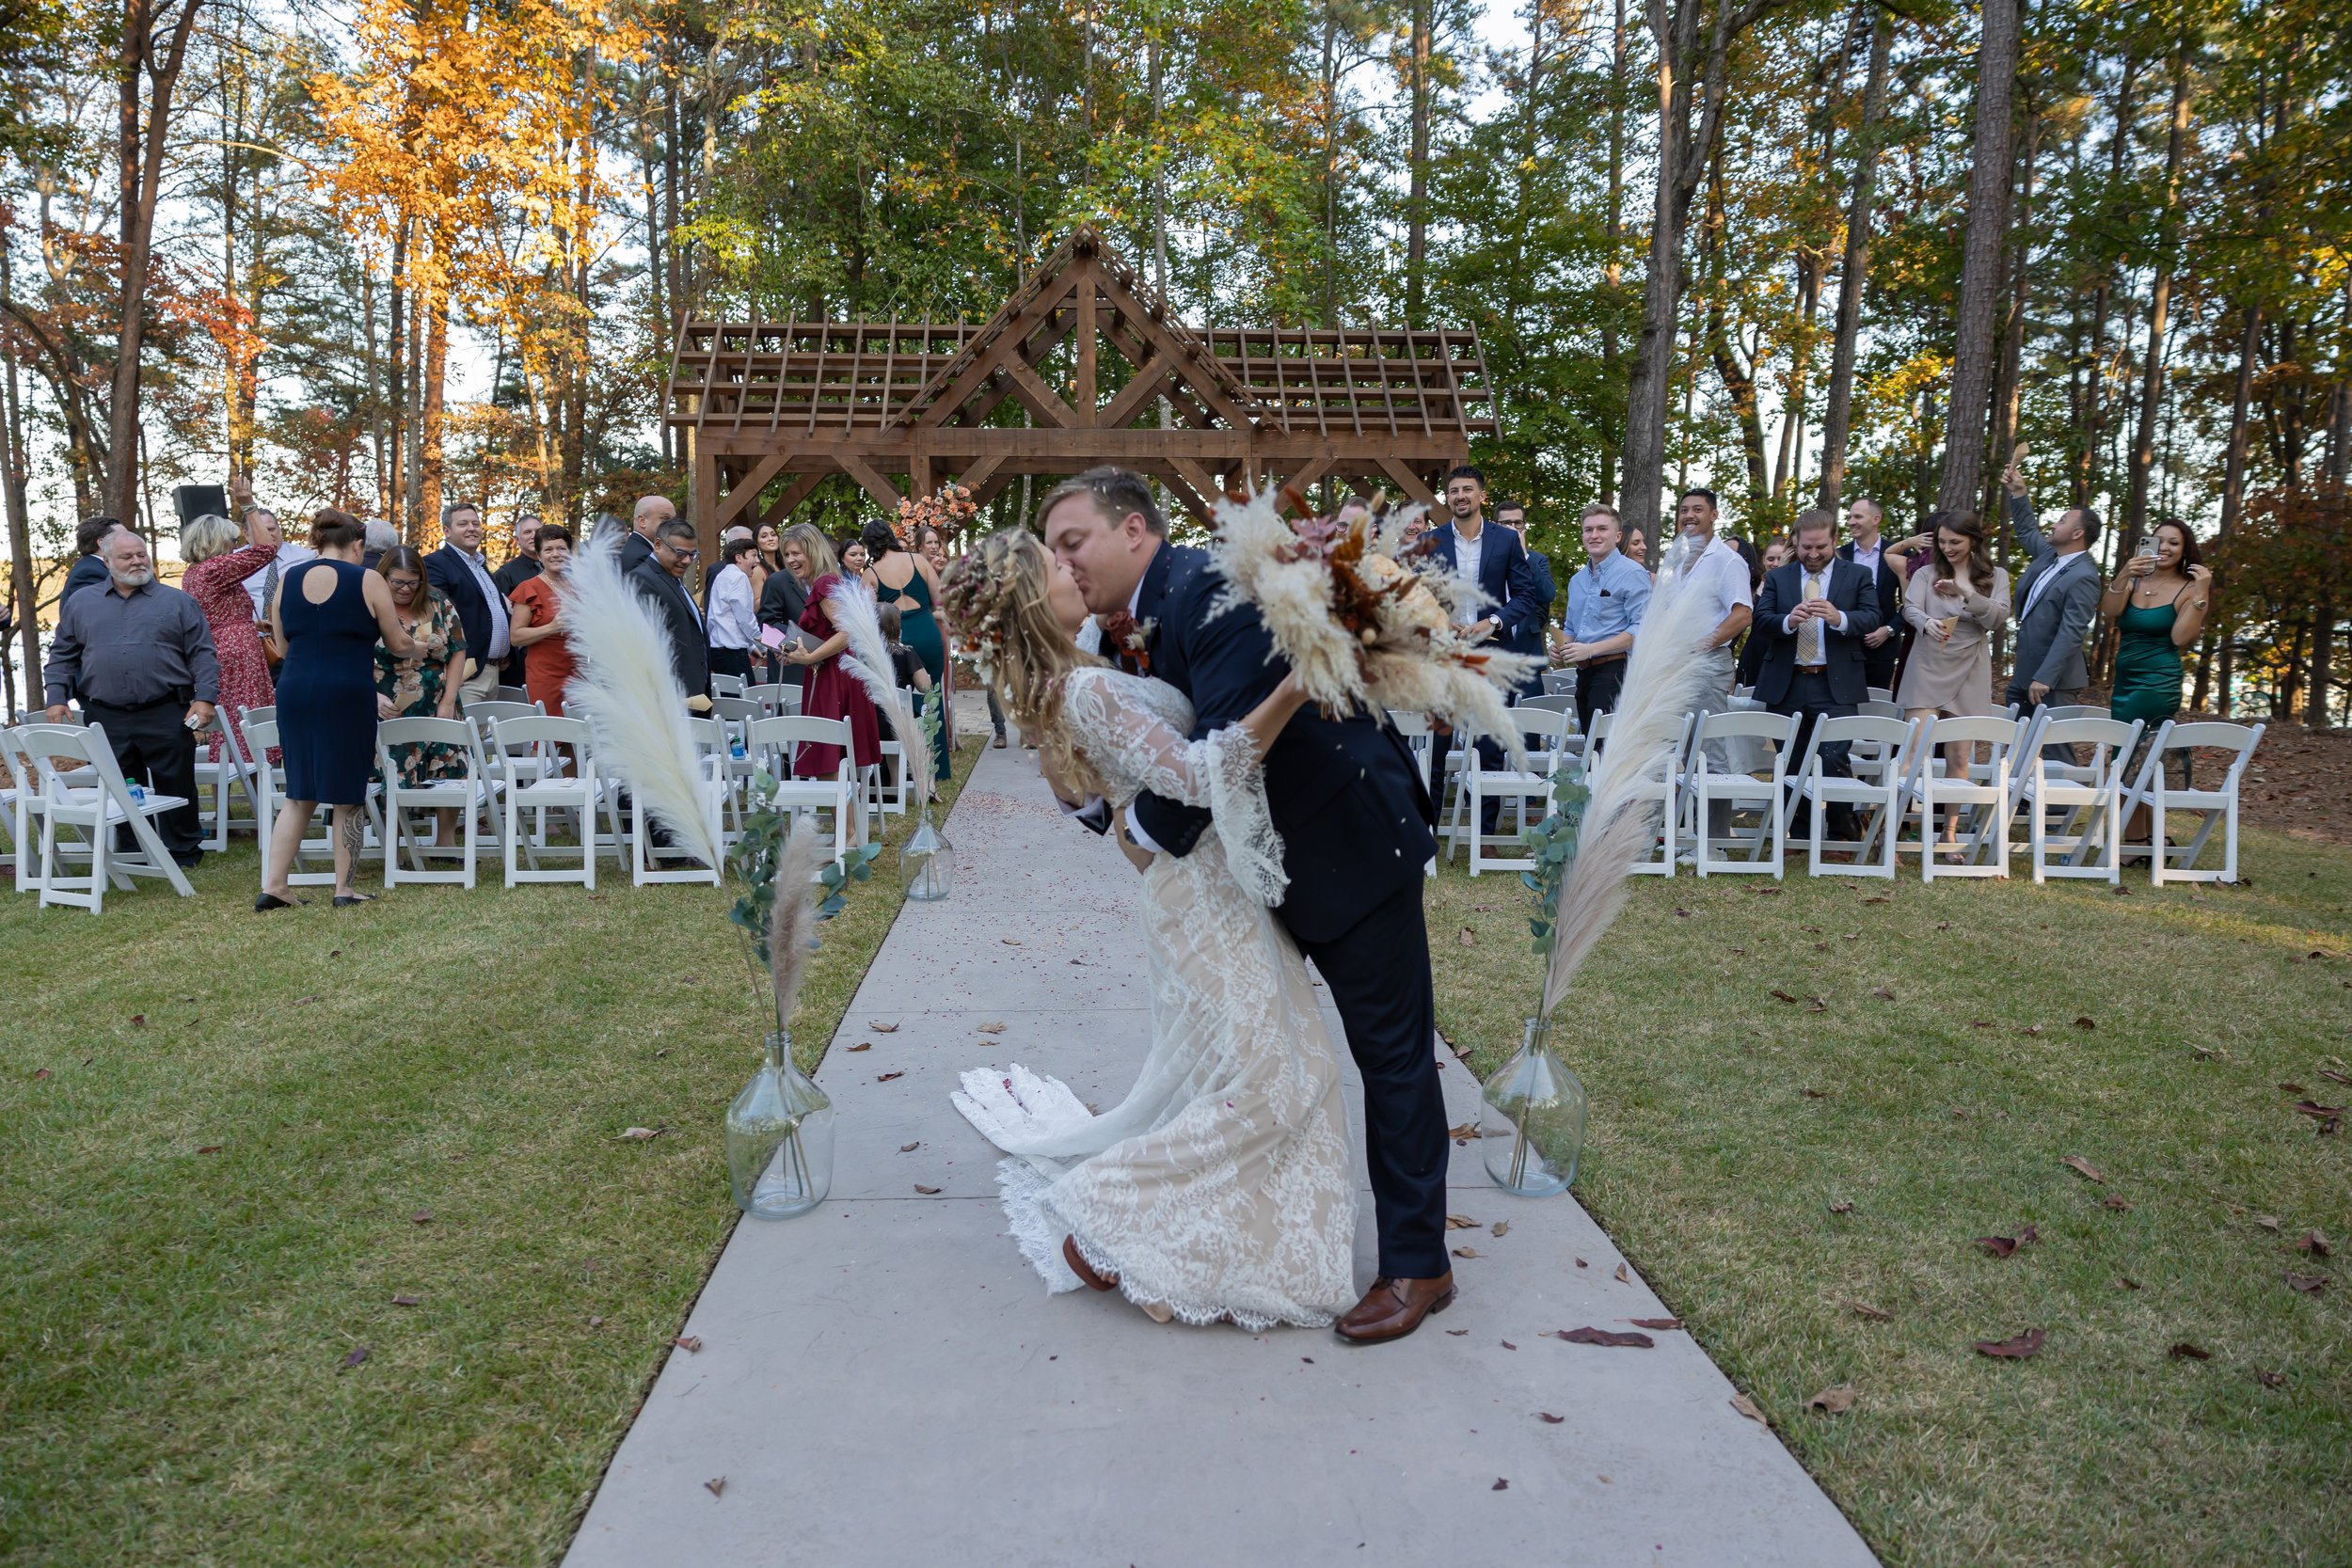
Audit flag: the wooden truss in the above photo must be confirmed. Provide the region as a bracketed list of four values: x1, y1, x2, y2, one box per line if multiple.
[664, 224, 1495, 552]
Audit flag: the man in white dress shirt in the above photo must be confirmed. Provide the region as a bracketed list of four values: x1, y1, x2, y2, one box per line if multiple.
[240, 504, 316, 626]
[423, 502, 514, 705]
[1674, 487, 1755, 845]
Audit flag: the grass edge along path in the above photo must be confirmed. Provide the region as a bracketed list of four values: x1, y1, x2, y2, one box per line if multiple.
[1426, 827, 2351, 1568]
[0, 742, 977, 1568]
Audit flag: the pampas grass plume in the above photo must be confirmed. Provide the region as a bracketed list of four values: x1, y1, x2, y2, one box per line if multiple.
[767, 824, 823, 1033]
[823, 576, 930, 798]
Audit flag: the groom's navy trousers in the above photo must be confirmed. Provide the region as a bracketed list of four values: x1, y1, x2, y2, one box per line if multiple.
[1125, 542, 1453, 1282]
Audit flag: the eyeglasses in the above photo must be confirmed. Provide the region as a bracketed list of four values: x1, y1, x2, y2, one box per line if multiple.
[661, 545, 699, 561]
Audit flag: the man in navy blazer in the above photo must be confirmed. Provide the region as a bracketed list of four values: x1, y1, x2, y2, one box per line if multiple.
[422, 501, 512, 704]
[1041, 467, 1453, 1346]
[1835, 496, 1903, 692]
[1424, 466, 1547, 826]
[1753, 510, 1881, 829]
[1492, 498, 1554, 700]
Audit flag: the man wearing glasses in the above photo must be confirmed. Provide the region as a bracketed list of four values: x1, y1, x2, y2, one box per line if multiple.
[629, 517, 712, 705]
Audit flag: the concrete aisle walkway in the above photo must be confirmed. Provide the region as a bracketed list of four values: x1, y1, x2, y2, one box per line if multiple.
[565, 743, 1878, 1568]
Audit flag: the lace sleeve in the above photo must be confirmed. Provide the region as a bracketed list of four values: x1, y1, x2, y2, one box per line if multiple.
[1063, 670, 1289, 907]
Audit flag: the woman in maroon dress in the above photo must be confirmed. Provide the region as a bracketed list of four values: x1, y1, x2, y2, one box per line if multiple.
[178, 511, 278, 762]
[783, 572, 882, 780]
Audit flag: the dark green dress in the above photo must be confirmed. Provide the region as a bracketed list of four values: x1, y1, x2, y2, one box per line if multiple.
[2110, 600, 2182, 726]
[882, 560, 948, 780]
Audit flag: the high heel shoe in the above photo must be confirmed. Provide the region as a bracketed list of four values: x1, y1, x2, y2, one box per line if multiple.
[1062, 1235, 1119, 1291]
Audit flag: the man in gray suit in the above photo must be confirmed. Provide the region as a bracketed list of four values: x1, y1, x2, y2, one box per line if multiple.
[1999, 447, 2101, 720]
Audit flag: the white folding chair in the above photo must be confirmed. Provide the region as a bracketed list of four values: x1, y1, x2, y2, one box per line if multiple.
[494, 715, 599, 888]
[465, 699, 544, 732]
[1684, 709, 1798, 877]
[707, 697, 766, 837]
[1858, 698, 1904, 721]
[1513, 690, 1577, 716]
[712, 672, 747, 698]
[4, 723, 74, 895]
[2120, 720, 2265, 885]
[1384, 710, 1439, 878]
[743, 683, 800, 718]
[1465, 709, 1573, 876]
[492, 684, 533, 705]
[1865, 686, 1892, 705]
[190, 713, 262, 852]
[1911, 715, 2017, 880]
[2019, 716, 2142, 883]
[1786, 714, 1918, 879]
[377, 716, 499, 889]
[742, 715, 857, 874]
[12, 721, 197, 912]
[1542, 668, 1577, 695]
[1585, 708, 1684, 875]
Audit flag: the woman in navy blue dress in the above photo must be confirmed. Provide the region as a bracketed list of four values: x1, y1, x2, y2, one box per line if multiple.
[258, 510, 417, 911]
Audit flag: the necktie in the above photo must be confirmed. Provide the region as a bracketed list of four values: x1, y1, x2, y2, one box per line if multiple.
[260, 555, 280, 623]
[1800, 571, 1824, 665]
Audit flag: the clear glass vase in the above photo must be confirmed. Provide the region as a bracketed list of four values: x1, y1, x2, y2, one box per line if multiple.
[900, 806, 954, 901]
[726, 1030, 834, 1219]
[1479, 1016, 1586, 1196]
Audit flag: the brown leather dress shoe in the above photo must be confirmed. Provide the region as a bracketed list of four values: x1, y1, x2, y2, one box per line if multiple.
[1333, 1274, 1456, 1344]
[1063, 1235, 1119, 1292]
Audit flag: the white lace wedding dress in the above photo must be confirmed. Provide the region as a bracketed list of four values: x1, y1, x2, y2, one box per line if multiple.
[952, 666, 1359, 1330]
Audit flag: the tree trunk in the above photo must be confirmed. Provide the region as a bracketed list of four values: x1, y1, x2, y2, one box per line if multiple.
[1935, 0, 2019, 514]
[2, 232, 39, 699]
[388, 221, 407, 535]
[2194, 306, 2261, 713]
[1814, 2, 1888, 512]
[102, 0, 204, 523]
[1621, 0, 1781, 543]
[2313, 378, 2349, 728]
[1600, 0, 1628, 503]
[1984, 100, 2040, 520]
[2122, 45, 2191, 554]
[1406, 0, 1432, 323]
[2074, 57, 2137, 510]
[421, 249, 449, 536]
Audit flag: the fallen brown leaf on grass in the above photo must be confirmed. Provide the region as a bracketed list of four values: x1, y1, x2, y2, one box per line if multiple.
[2019, 1024, 2045, 1037]
[914, 1184, 942, 1196]
[2255, 1214, 2282, 1231]
[615, 1127, 663, 1141]
[1557, 1326, 1654, 1348]
[1869, 986, 1896, 1000]
[1848, 1301, 1893, 1322]
[2295, 1229, 2332, 1258]
[2284, 1272, 2328, 1295]
[409, 1211, 432, 1225]
[2116, 1276, 2140, 1291]
[1802, 1087, 1832, 1100]
[340, 1346, 370, 1370]
[2168, 1342, 2211, 1360]
[977, 1022, 1007, 1034]
[390, 1294, 421, 1307]
[704, 1477, 725, 1498]
[1936, 920, 1951, 930]
[1730, 1394, 1764, 1422]
[867, 1022, 900, 1033]
[2061, 1155, 2106, 1184]
[2073, 1016, 2097, 1031]
[197, 1145, 222, 1155]
[2104, 1196, 2135, 1212]
[587, 1316, 605, 1328]
[1629, 1317, 1683, 1330]
[130, 1014, 146, 1027]
[876, 1071, 905, 1083]
[1537, 1412, 1565, 1424]
[674, 1336, 703, 1353]
[1828, 1200, 1855, 1214]
[1769, 989, 1801, 1005]
[2320, 1069, 2352, 1086]
[2255, 1369, 2287, 1388]
[1976, 1225, 2039, 1258]
[1807, 1385, 1857, 1415]
[2280, 1082, 2305, 1094]
[30, 1069, 49, 1081]
[1974, 1328, 2047, 1359]
[1458, 927, 1476, 946]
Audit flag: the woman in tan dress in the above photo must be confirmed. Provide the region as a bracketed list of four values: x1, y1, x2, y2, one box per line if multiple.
[1891, 512, 2010, 846]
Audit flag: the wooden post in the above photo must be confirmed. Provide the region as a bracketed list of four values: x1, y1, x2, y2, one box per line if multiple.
[1075, 270, 1099, 425]
[691, 438, 719, 568]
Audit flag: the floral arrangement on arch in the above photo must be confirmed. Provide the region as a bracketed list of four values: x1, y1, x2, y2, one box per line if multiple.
[894, 481, 980, 547]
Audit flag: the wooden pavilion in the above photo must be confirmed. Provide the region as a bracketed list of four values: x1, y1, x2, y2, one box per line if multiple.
[663, 225, 1495, 556]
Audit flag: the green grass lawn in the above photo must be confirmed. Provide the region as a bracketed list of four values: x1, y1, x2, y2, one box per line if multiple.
[0, 749, 973, 1567]
[1428, 829, 2352, 1568]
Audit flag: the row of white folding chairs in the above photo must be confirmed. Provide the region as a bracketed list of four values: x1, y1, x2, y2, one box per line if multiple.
[1, 720, 199, 913]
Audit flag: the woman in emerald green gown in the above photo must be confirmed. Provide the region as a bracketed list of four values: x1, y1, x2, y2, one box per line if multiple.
[2100, 518, 2211, 824]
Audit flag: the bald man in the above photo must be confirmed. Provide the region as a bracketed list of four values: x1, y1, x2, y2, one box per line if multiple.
[621, 494, 675, 576]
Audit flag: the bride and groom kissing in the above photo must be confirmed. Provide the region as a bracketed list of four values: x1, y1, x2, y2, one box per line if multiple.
[944, 467, 1456, 1345]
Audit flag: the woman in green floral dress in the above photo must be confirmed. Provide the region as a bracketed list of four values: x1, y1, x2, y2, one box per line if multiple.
[373, 547, 472, 841]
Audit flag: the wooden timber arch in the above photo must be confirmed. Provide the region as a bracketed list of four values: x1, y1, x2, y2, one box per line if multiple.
[664, 224, 1496, 559]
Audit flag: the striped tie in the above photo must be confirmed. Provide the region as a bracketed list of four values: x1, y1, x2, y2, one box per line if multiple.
[1801, 571, 1824, 665]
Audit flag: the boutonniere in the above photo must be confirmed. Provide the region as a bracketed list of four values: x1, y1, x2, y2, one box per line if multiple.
[1099, 611, 1156, 673]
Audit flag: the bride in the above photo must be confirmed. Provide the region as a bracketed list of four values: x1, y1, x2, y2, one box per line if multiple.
[941, 529, 1359, 1330]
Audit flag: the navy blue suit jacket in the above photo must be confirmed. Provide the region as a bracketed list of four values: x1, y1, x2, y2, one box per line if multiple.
[1751, 558, 1882, 707]
[1837, 541, 1903, 638]
[1124, 541, 1436, 945]
[424, 545, 498, 675]
[1424, 521, 1546, 650]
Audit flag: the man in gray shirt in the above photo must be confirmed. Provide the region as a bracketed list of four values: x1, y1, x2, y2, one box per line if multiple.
[1999, 447, 2101, 720]
[42, 529, 220, 866]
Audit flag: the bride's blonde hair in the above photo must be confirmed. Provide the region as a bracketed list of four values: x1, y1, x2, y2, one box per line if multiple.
[941, 528, 1104, 796]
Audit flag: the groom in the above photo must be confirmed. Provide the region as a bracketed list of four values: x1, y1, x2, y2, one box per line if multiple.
[1041, 467, 1456, 1344]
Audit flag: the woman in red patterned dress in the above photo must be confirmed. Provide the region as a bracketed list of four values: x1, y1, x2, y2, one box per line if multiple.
[178, 511, 278, 762]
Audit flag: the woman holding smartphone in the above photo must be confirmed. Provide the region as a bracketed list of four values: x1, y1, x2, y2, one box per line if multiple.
[1894, 512, 2010, 851]
[2104, 519, 2211, 812]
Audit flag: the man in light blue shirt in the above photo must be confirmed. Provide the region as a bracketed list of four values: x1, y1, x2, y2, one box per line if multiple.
[1552, 502, 1650, 735]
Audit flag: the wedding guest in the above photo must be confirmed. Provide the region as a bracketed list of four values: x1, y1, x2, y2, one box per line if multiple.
[423, 501, 511, 705]
[1425, 465, 1545, 827]
[373, 545, 470, 845]
[240, 503, 315, 626]
[755, 521, 785, 578]
[704, 524, 753, 620]
[1998, 448, 2101, 722]
[40, 527, 218, 867]
[492, 514, 543, 596]
[1752, 509, 1880, 837]
[1491, 499, 1554, 699]
[63, 516, 126, 602]
[757, 521, 828, 659]
[259, 511, 417, 909]
[878, 602, 932, 696]
[864, 518, 949, 778]
[360, 518, 399, 574]
[784, 554, 881, 786]
[505, 523, 578, 716]
[620, 494, 674, 575]
[1677, 488, 1756, 844]
[915, 523, 949, 578]
[2102, 516, 2211, 811]
[1553, 504, 1650, 734]
[919, 521, 988, 743]
[629, 517, 710, 703]
[1622, 523, 1652, 573]
[1896, 511, 2011, 845]
[1837, 497, 1902, 690]
[1736, 536, 1793, 689]
[707, 533, 762, 685]
[177, 512, 277, 764]
[841, 535, 871, 581]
